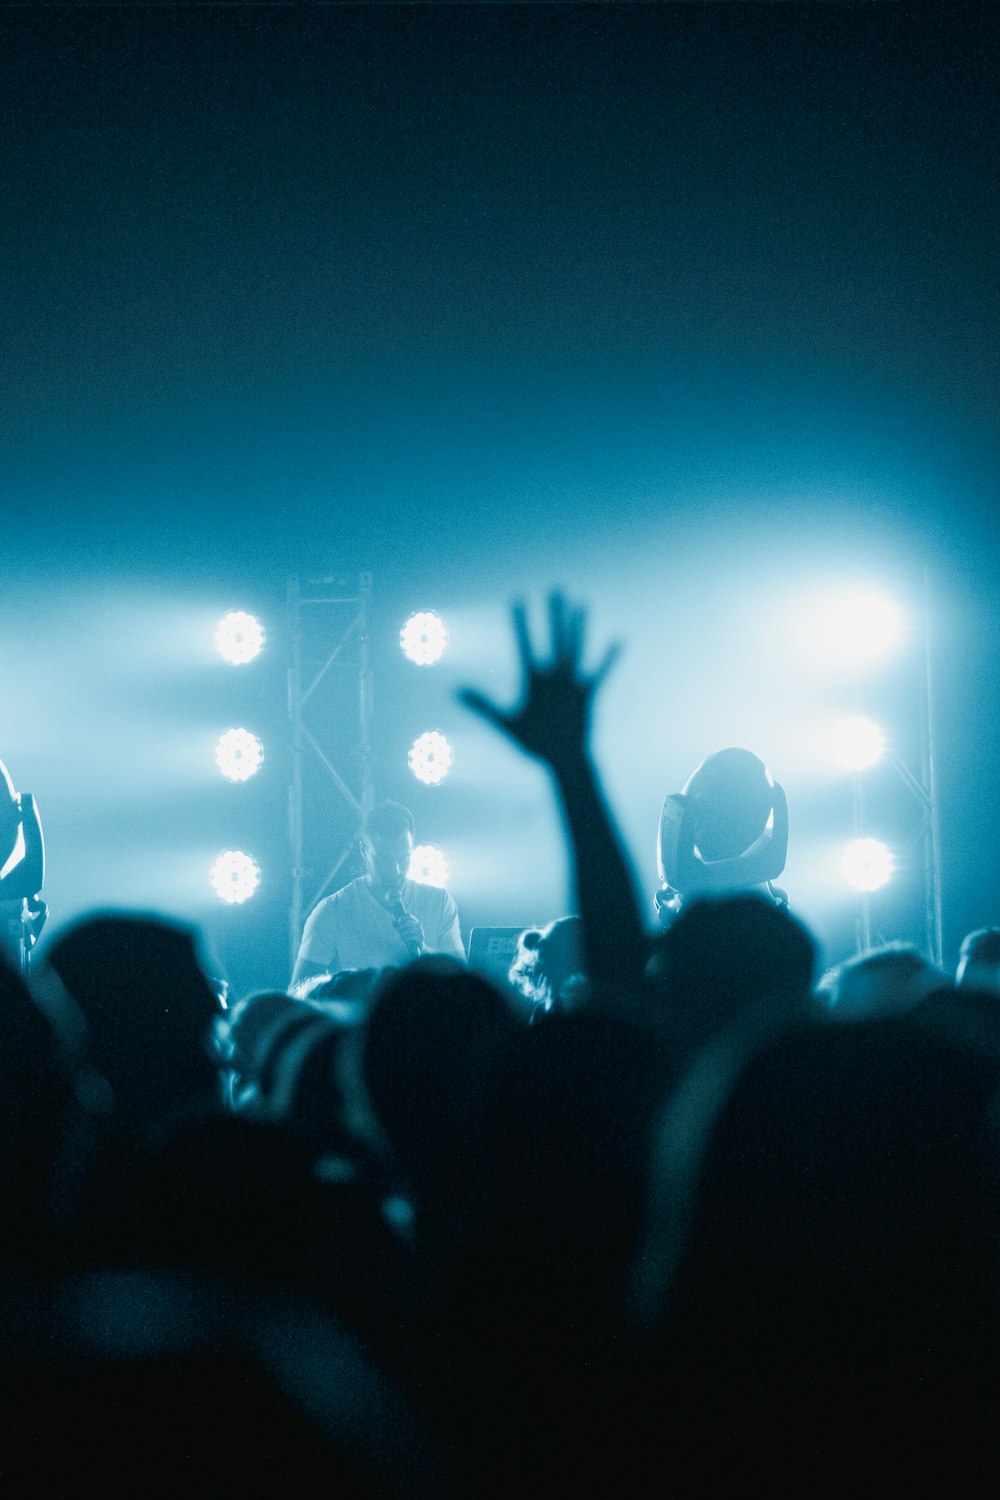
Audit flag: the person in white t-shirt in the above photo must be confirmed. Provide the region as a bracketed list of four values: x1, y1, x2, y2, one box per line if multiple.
[290, 801, 464, 990]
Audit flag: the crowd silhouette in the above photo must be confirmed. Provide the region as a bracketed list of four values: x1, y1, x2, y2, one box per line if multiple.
[3, 593, 999, 1492]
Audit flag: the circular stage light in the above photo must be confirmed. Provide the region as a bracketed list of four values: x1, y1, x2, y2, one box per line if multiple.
[824, 590, 904, 663]
[832, 716, 886, 772]
[215, 611, 265, 665]
[215, 728, 264, 782]
[211, 850, 261, 904]
[843, 837, 893, 892]
[400, 611, 448, 666]
[408, 730, 453, 785]
[408, 843, 450, 888]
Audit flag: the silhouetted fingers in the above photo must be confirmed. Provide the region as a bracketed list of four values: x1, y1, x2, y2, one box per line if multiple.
[547, 591, 569, 663]
[456, 686, 508, 731]
[591, 639, 623, 692]
[511, 599, 534, 671]
[565, 604, 587, 669]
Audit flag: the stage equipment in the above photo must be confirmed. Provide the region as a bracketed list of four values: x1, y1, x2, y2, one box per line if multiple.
[821, 587, 904, 664]
[215, 727, 264, 782]
[466, 926, 525, 982]
[210, 850, 260, 905]
[832, 716, 885, 772]
[408, 730, 453, 786]
[408, 843, 450, 888]
[843, 837, 894, 893]
[287, 573, 375, 972]
[844, 570, 942, 963]
[215, 610, 265, 665]
[0, 758, 46, 974]
[654, 747, 788, 920]
[400, 610, 448, 666]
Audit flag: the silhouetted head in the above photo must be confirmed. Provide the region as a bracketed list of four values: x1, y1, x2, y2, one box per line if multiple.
[0, 947, 83, 1269]
[362, 956, 517, 1218]
[650, 891, 817, 1040]
[221, 989, 311, 1107]
[509, 916, 587, 1014]
[43, 911, 221, 1132]
[825, 942, 943, 1019]
[299, 967, 380, 1014]
[956, 928, 1000, 993]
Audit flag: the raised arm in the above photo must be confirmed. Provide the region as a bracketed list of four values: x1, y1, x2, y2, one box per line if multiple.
[458, 593, 648, 1000]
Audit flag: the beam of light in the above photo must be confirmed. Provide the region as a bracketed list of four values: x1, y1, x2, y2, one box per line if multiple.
[820, 588, 905, 664]
[214, 611, 265, 665]
[408, 843, 450, 887]
[832, 716, 886, 772]
[408, 730, 453, 785]
[400, 611, 448, 666]
[215, 727, 264, 782]
[210, 850, 261, 904]
[842, 837, 894, 892]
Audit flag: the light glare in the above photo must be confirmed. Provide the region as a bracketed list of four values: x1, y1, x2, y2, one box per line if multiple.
[215, 728, 264, 782]
[832, 716, 886, 772]
[408, 843, 450, 887]
[215, 611, 265, 665]
[843, 837, 893, 892]
[823, 590, 904, 663]
[408, 730, 454, 785]
[400, 611, 448, 666]
[211, 850, 261, 904]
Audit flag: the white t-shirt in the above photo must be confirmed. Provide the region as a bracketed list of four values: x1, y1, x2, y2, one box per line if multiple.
[295, 876, 465, 975]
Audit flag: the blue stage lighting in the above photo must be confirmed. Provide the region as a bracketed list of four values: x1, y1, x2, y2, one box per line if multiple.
[833, 716, 886, 772]
[210, 850, 261, 904]
[843, 837, 893, 892]
[214, 611, 264, 665]
[215, 728, 264, 782]
[400, 611, 448, 666]
[823, 589, 904, 663]
[408, 843, 450, 887]
[408, 730, 453, 785]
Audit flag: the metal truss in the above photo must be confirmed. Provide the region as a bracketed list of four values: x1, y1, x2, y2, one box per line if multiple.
[287, 572, 374, 974]
[853, 571, 943, 967]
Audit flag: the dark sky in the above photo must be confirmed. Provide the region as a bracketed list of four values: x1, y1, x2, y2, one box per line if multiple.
[3, 2, 999, 985]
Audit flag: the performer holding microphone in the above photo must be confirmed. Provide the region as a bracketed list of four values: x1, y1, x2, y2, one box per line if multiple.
[290, 801, 465, 989]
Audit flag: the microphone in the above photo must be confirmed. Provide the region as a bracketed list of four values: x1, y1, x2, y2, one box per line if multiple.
[385, 887, 423, 959]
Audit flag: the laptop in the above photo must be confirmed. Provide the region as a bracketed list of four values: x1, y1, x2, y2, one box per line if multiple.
[466, 926, 529, 985]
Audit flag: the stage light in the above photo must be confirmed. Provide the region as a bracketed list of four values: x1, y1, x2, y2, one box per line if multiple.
[408, 730, 453, 786]
[215, 611, 264, 665]
[657, 748, 788, 909]
[832, 716, 886, 772]
[843, 837, 893, 892]
[210, 850, 261, 904]
[823, 589, 904, 662]
[400, 611, 448, 666]
[215, 728, 264, 782]
[408, 843, 450, 887]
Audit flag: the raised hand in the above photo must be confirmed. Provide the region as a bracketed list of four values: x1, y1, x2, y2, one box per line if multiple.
[457, 592, 621, 767]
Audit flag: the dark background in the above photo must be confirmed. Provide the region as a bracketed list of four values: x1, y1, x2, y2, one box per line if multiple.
[3, 2, 998, 993]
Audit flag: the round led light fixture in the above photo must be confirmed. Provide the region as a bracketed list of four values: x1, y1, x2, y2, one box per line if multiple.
[408, 843, 450, 888]
[842, 837, 893, 893]
[832, 716, 886, 772]
[408, 730, 453, 786]
[215, 728, 264, 782]
[400, 611, 448, 666]
[215, 611, 265, 665]
[211, 850, 261, 904]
